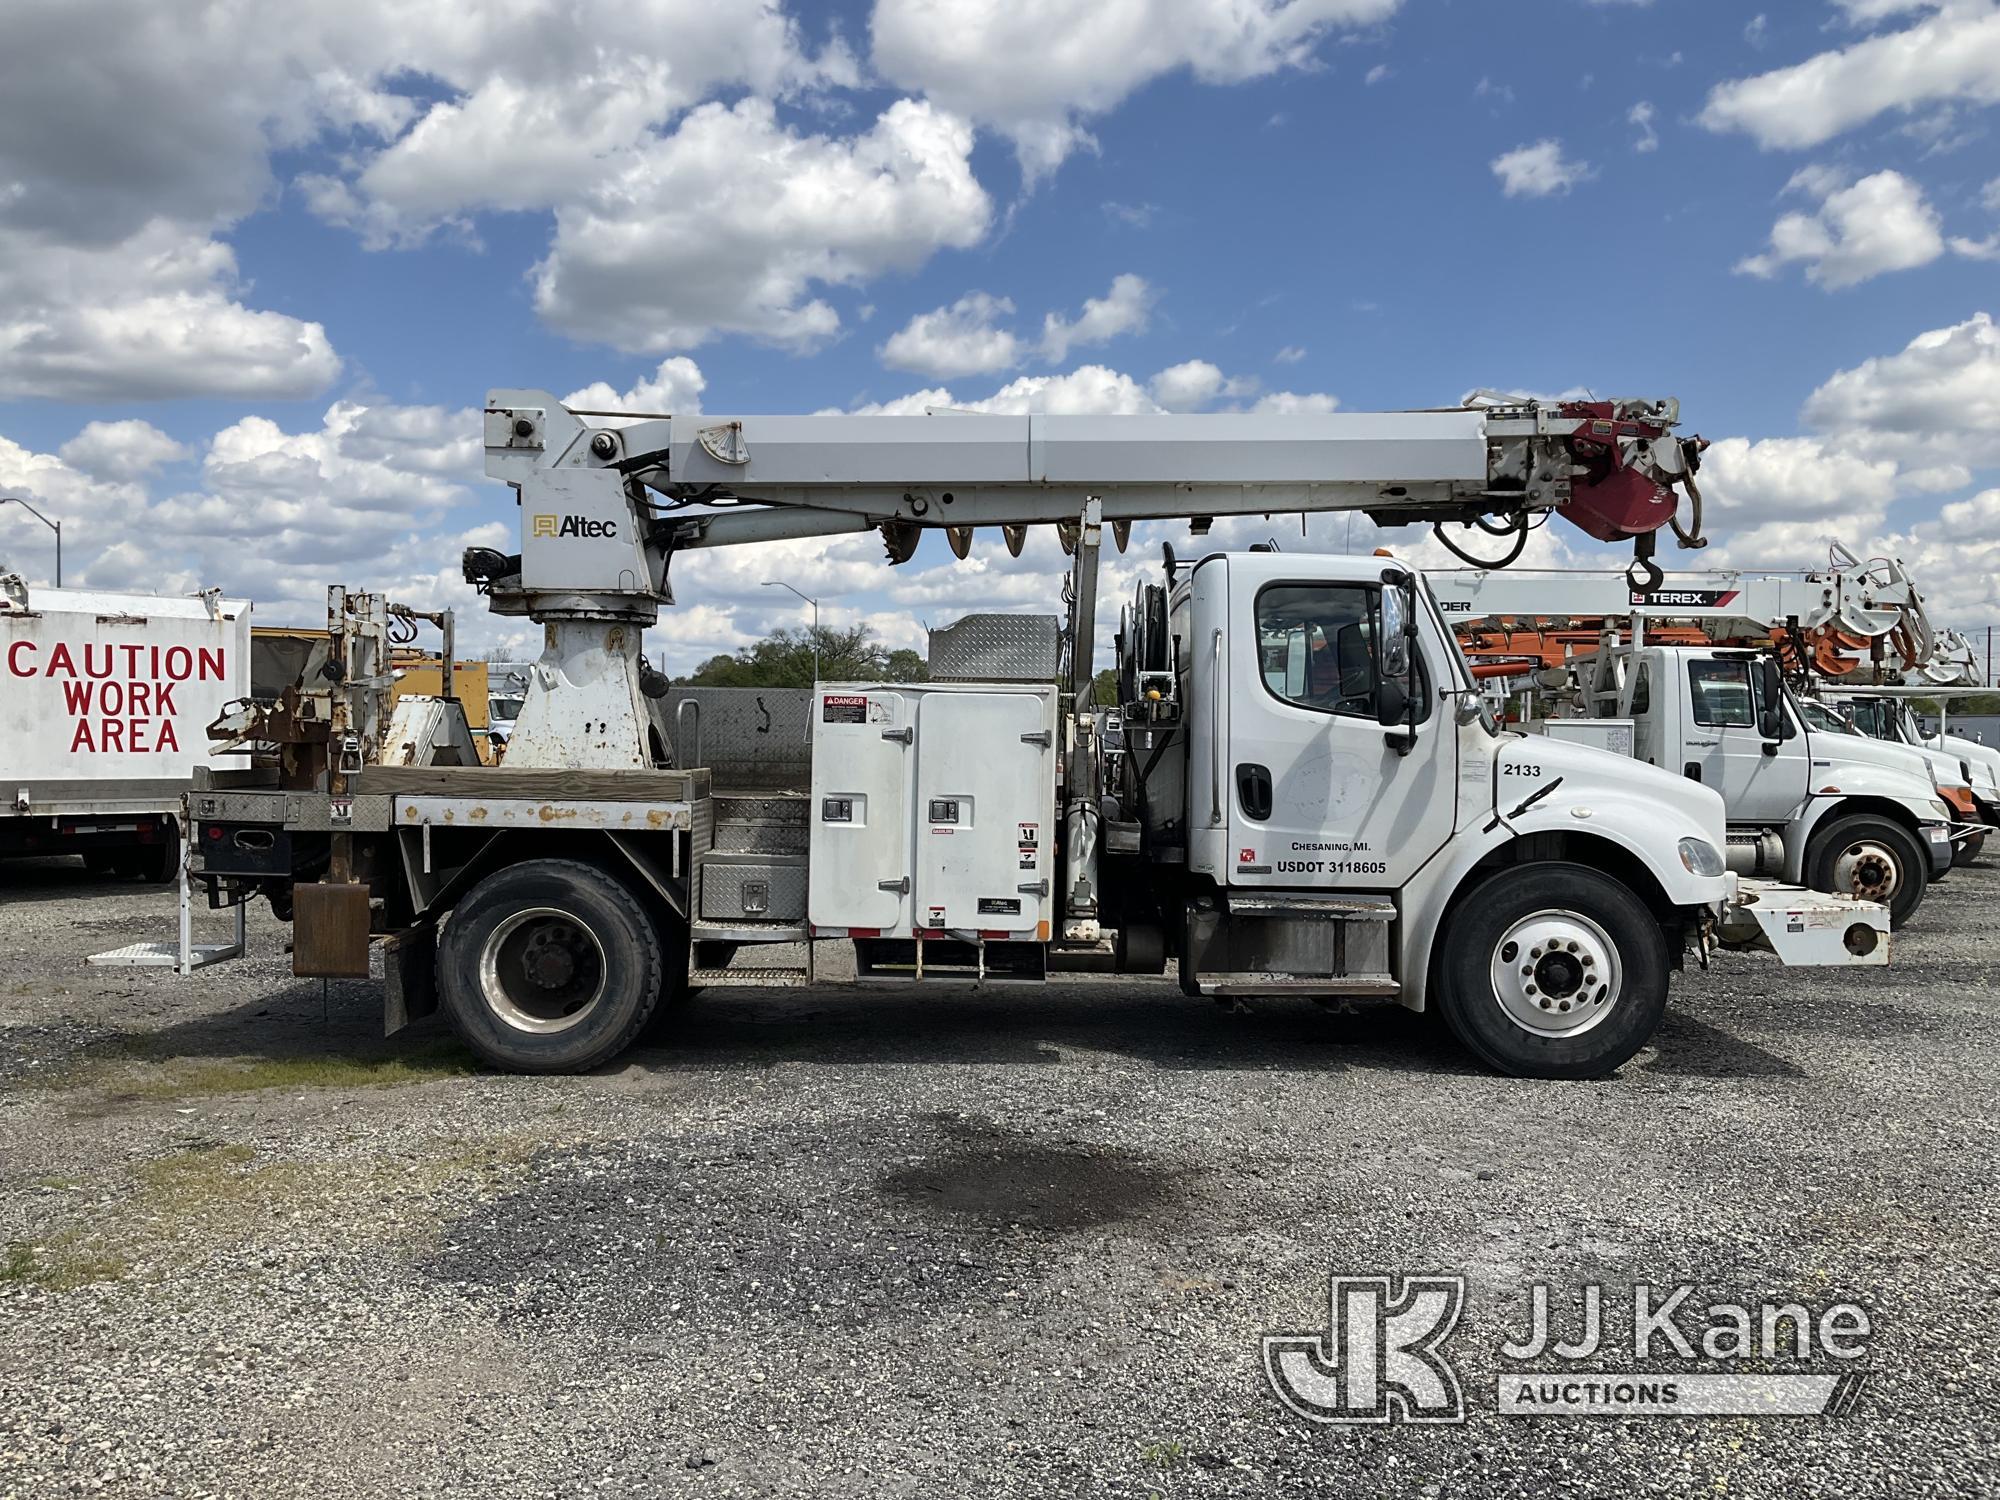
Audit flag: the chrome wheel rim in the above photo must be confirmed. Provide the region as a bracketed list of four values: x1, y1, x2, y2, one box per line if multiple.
[477, 907, 606, 1034]
[1832, 840, 1901, 903]
[1488, 908, 1623, 1038]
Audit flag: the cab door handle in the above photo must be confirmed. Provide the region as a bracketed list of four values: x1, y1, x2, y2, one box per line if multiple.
[1236, 764, 1273, 821]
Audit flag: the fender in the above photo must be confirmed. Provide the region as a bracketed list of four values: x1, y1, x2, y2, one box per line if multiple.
[1780, 760, 1948, 883]
[1399, 736, 1729, 1012]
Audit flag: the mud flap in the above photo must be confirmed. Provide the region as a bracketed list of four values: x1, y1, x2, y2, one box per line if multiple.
[384, 921, 438, 1036]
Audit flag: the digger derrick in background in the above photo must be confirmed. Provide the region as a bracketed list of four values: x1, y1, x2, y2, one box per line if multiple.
[1442, 544, 1945, 688]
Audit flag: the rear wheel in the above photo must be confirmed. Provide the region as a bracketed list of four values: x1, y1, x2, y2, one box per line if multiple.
[1435, 862, 1670, 1080]
[1805, 814, 1926, 930]
[133, 826, 180, 884]
[436, 859, 662, 1072]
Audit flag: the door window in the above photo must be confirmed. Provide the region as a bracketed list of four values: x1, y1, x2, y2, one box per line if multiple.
[1254, 583, 1428, 722]
[1629, 664, 1650, 715]
[1687, 660, 1755, 728]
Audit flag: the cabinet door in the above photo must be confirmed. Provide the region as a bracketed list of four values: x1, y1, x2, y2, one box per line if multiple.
[914, 691, 1054, 936]
[808, 690, 913, 933]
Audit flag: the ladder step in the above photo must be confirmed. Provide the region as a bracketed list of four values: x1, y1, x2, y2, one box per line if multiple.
[691, 966, 812, 989]
[1195, 973, 1400, 998]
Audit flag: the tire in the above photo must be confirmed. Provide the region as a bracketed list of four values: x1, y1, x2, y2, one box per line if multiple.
[1435, 862, 1670, 1080]
[1952, 828, 1984, 869]
[435, 859, 663, 1073]
[1805, 814, 1927, 931]
[81, 850, 115, 876]
[133, 827, 180, 884]
[108, 850, 144, 879]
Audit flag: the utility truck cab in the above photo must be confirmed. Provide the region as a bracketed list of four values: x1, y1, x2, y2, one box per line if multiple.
[1582, 645, 1954, 926]
[1839, 694, 2000, 832]
[1801, 695, 1988, 865]
[1111, 552, 1881, 1078]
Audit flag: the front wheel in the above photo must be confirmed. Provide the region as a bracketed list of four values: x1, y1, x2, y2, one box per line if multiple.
[1435, 862, 1670, 1080]
[436, 859, 663, 1072]
[1805, 814, 1926, 930]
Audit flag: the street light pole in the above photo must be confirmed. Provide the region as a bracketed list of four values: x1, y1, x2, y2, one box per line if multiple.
[0, 498, 61, 586]
[761, 579, 821, 684]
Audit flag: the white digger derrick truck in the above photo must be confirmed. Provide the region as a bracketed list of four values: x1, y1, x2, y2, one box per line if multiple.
[1432, 560, 1975, 928]
[187, 389, 1888, 1081]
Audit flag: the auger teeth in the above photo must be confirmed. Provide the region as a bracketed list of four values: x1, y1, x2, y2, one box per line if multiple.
[1002, 524, 1027, 558]
[1112, 519, 1131, 553]
[1057, 521, 1080, 555]
[946, 525, 973, 560]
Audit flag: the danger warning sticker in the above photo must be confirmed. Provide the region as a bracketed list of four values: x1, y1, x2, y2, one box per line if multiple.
[822, 693, 868, 724]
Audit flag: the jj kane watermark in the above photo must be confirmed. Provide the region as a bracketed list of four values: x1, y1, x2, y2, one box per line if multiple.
[1263, 1274, 1872, 1424]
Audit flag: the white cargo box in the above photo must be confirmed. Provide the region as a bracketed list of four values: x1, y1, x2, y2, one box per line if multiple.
[1, 577, 252, 817]
[808, 681, 1058, 940]
[1527, 717, 1636, 759]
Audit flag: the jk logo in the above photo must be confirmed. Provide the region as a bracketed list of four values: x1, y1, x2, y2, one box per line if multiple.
[1262, 1274, 1467, 1424]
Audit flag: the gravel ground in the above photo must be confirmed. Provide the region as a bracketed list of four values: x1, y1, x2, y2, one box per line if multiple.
[1, 852, 1996, 1498]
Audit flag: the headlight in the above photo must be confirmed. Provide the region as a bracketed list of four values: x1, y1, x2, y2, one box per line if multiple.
[1677, 836, 1726, 877]
[1928, 799, 1952, 819]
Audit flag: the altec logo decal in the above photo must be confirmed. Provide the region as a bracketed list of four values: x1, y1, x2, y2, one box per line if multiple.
[531, 514, 619, 539]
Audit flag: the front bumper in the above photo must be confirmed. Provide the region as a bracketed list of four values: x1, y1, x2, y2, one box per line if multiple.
[1922, 821, 1955, 880]
[1712, 881, 1890, 966]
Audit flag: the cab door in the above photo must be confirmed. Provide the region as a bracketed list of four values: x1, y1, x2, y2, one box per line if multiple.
[1222, 567, 1455, 887]
[1679, 656, 1807, 823]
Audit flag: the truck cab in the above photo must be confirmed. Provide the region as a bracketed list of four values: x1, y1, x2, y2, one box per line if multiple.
[1590, 645, 1953, 925]
[1839, 694, 2000, 836]
[1108, 552, 1881, 1080]
[1801, 695, 1987, 864]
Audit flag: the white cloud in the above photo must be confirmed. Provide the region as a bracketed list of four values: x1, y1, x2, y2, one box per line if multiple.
[564, 358, 709, 419]
[1696, 435, 1901, 522]
[58, 420, 188, 481]
[880, 275, 1155, 379]
[1734, 167, 1948, 288]
[1365, 64, 1392, 85]
[1490, 139, 1595, 197]
[1251, 390, 1341, 414]
[879, 293, 1024, 379]
[1699, 1, 2000, 152]
[1744, 13, 1769, 47]
[869, 0, 1403, 178]
[846, 353, 1334, 418]
[1149, 360, 1252, 411]
[1274, 345, 1307, 364]
[1628, 101, 1659, 152]
[1039, 274, 1157, 364]
[0, 221, 340, 401]
[533, 98, 991, 353]
[1801, 311, 2000, 467]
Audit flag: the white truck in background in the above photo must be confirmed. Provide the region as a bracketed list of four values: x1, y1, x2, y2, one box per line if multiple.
[1, 575, 251, 881]
[1434, 566, 1966, 929]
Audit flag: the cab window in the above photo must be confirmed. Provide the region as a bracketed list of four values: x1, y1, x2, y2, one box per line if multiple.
[1687, 659, 1755, 727]
[1255, 582, 1428, 722]
[1629, 664, 1650, 715]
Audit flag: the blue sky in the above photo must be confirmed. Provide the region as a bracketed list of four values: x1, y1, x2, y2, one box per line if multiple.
[1, 0, 1996, 668]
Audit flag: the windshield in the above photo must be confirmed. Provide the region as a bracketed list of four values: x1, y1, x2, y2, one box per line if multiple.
[1845, 698, 1893, 740]
[1795, 696, 1853, 734]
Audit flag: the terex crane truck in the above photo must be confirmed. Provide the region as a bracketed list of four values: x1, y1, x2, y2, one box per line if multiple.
[1434, 565, 1967, 928]
[188, 390, 1886, 1081]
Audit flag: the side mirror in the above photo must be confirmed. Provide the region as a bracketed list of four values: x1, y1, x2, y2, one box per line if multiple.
[1379, 575, 1413, 684]
[1376, 677, 1410, 727]
[1757, 659, 1785, 741]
